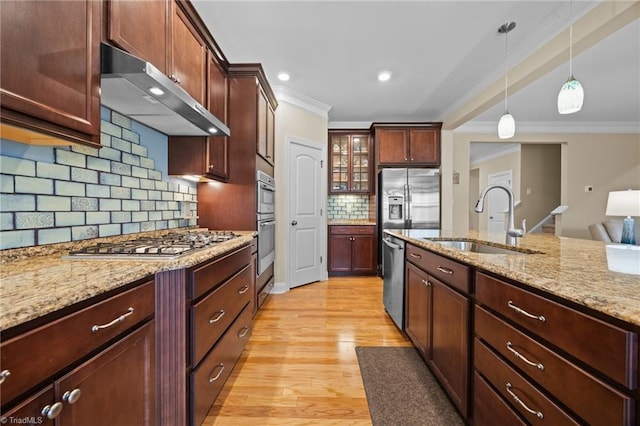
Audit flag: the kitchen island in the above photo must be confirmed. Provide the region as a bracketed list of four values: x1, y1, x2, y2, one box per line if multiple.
[389, 229, 639, 425]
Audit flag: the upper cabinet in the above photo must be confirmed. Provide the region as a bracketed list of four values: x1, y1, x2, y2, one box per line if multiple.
[107, 0, 168, 73]
[257, 86, 275, 166]
[373, 123, 442, 167]
[329, 131, 372, 194]
[0, 0, 101, 147]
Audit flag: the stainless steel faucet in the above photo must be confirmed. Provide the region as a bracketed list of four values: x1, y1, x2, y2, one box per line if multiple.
[475, 183, 526, 245]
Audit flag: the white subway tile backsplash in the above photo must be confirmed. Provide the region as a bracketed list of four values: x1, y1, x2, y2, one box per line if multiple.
[0, 107, 198, 249]
[0, 156, 36, 176]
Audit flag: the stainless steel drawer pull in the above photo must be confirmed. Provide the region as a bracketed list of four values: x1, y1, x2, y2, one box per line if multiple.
[421, 279, 431, 287]
[62, 388, 82, 405]
[507, 301, 546, 322]
[437, 266, 453, 275]
[506, 342, 544, 370]
[209, 310, 225, 324]
[91, 307, 134, 332]
[410, 253, 422, 259]
[506, 383, 544, 419]
[237, 326, 250, 338]
[238, 285, 249, 295]
[0, 369, 10, 384]
[41, 402, 63, 419]
[208, 363, 225, 383]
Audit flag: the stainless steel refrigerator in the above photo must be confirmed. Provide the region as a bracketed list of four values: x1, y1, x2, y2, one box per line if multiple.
[378, 168, 440, 273]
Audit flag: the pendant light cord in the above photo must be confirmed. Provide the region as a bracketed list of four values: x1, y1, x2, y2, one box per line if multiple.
[504, 25, 509, 112]
[568, 0, 573, 77]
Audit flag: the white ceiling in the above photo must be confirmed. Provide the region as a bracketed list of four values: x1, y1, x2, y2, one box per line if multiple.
[192, 1, 639, 132]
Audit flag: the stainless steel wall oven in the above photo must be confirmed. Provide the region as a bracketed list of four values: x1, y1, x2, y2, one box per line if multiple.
[257, 171, 275, 275]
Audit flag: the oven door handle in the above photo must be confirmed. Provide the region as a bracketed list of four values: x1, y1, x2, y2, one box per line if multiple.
[260, 220, 276, 227]
[260, 184, 275, 192]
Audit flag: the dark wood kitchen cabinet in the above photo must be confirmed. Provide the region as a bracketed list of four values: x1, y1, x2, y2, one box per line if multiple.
[372, 123, 442, 167]
[405, 244, 470, 419]
[328, 225, 377, 275]
[257, 85, 275, 165]
[170, 3, 207, 105]
[329, 131, 372, 194]
[0, 279, 155, 425]
[107, 0, 169, 73]
[0, 0, 101, 147]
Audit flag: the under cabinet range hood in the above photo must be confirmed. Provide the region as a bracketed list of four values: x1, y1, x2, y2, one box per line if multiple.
[100, 43, 230, 137]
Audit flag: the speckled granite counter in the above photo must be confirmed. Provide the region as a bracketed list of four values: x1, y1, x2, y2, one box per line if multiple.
[328, 219, 376, 226]
[0, 231, 256, 331]
[387, 229, 640, 327]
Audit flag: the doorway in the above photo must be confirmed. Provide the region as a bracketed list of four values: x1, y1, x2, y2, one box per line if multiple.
[487, 171, 513, 233]
[287, 137, 326, 289]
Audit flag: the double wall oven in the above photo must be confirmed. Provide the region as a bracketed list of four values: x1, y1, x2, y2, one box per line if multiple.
[256, 171, 275, 275]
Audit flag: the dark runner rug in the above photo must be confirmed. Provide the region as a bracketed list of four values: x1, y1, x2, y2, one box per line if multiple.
[355, 346, 464, 426]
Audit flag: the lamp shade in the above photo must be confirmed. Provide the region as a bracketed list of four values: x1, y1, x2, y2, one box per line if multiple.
[557, 77, 584, 114]
[606, 190, 640, 217]
[498, 112, 515, 139]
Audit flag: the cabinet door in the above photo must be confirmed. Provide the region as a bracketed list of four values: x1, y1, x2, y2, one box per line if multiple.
[56, 322, 155, 426]
[408, 128, 439, 165]
[351, 235, 376, 274]
[170, 4, 206, 105]
[266, 103, 275, 164]
[329, 134, 350, 192]
[207, 54, 229, 180]
[429, 277, 469, 417]
[2, 385, 58, 425]
[405, 262, 431, 359]
[108, 0, 168, 73]
[328, 235, 353, 272]
[257, 87, 268, 160]
[376, 129, 408, 165]
[350, 134, 371, 193]
[0, 0, 100, 143]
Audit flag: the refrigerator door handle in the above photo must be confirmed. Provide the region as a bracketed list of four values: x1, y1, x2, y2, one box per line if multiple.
[403, 184, 409, 227]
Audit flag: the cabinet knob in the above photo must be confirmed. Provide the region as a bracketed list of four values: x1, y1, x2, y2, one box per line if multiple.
[62, 388, 82, 404]
[41, 402, 63, 419]
[0, 369, 10, 384]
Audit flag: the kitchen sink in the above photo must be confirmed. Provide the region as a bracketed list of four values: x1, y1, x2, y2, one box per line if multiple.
[425, 239, 541, 255]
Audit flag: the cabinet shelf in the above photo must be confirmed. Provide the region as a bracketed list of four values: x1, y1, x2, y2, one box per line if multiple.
[328, 131, 373, 194]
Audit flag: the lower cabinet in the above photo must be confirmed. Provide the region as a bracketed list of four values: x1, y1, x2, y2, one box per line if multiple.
[0, 279, 155, 426]
[405, 244, 471, 419]
[328, 225, 377, 275]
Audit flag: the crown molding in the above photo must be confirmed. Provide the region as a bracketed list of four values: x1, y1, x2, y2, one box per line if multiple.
[455, 121, 640, 134]
[328, 121, 372, 130]
[470, 143, 521, 167]
[272, 86, 331, 118]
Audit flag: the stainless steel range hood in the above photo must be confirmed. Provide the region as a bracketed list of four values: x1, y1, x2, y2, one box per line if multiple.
[100, 43, 230, 137]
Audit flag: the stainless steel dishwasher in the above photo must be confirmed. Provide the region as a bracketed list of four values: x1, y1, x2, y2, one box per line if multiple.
[382, 234, 405, 330]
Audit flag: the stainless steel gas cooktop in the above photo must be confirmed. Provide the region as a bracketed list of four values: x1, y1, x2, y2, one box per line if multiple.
[66, 231, 239, 260]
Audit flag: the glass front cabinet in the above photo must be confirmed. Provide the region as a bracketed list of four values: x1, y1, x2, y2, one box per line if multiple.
[329, 131, 372, 194]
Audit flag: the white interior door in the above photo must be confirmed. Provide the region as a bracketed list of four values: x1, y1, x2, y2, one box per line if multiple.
[288, 139, 324, 288]
[487, 171, 512, 233]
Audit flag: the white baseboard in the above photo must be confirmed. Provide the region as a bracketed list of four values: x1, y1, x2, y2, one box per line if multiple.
[270, 281, 289, 294]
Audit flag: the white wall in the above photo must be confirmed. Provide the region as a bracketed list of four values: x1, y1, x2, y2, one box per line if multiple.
[273, 101, 328, 286]
[445, 132, 640, 239]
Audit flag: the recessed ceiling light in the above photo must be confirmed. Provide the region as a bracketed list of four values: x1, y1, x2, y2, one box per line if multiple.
[277, 72, 290, 82]
[149, 86, 164, 96]
[377, 71, 392, 82]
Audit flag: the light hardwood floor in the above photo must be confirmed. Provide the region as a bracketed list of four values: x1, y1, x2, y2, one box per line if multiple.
[203, 276, 412, 425]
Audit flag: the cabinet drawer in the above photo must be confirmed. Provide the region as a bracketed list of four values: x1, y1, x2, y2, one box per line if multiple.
[406, 245, 470, 293]
[257, 278, 274, 311]
[475, 339, 580, 425]
[330, 225, 374, 235]
[191, 264, 253, 366]
[191, 245, 252, 300]
[475, 272, 637, 389]
[191, 303, 252, 426]
[473, 372, 526, 426]
[2, 385, 56, 424]
[0, 280, 154, 407]
[475, 305, 635, 425]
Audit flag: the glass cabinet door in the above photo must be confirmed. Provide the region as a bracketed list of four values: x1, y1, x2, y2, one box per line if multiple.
[350, 135, 369, 192]
[331, 135, 349, 191]
[329, 132, 371, 194]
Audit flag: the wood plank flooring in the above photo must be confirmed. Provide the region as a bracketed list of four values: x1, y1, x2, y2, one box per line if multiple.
[203, 276, 412, 425]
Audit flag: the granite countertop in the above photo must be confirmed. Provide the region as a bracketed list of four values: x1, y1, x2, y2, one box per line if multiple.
[387, 229, 640, 327]
[0, 231, 256, 331]
[328, 219, 376, 226]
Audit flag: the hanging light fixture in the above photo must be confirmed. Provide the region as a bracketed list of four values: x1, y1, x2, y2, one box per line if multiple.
[498, 21, 516, 139]
[557, 0, 584, 114]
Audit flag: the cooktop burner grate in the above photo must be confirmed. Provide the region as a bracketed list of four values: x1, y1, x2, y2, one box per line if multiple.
[66, 231, 239, 259]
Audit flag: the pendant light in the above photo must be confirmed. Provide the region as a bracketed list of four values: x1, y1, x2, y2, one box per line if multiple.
[498, 22, 516, 139]
[557, 0, 584, 114]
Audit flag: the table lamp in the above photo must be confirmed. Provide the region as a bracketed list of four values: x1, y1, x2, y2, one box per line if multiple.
[606, 189, 640, 245]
